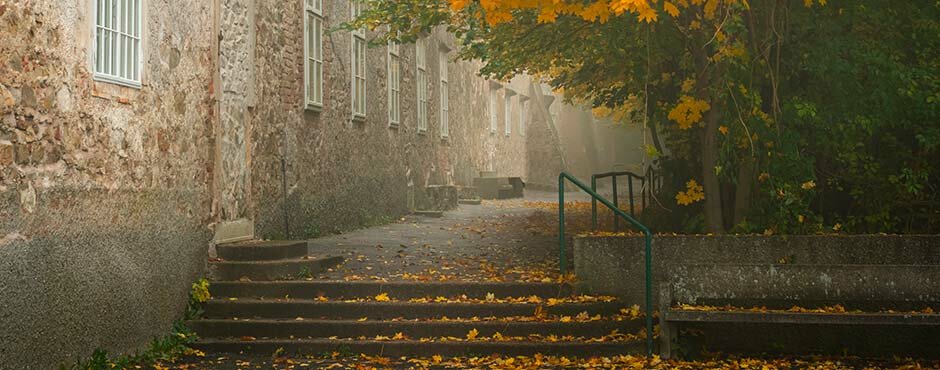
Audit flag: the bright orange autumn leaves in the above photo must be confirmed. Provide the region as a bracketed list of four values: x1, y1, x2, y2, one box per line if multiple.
[450, 0, 669, 25]
[450, 0, 828, 25]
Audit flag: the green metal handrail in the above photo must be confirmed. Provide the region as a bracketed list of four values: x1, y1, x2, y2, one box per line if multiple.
[591, 166, 660, 231]
[558, 171, 654, 358]
[591, 170, 644, 231]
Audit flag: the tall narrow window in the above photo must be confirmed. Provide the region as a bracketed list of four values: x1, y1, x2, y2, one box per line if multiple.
[416, 38, 429, 132]
[94, 0, 142, 87]
[489, 88, 498, 133]
[519, 97, 529, 136]
[504, 91, 514, 136]
[439, 49, 449, 138]
[304, 0, 323, 109]
[351, 1, 366, 119]
[387, 41, 401, 126]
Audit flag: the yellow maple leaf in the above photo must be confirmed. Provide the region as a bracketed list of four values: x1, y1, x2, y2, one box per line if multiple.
[718, 125, 729, 135]
[466, 328, 479, 340]
[575, 311, 590, 321]
[392, 332, 406, 340]
[560, 316, 572, 323]
[375, 293, 390, 302]
[675, 179, 705, 206]
[663, 1, 680, 17]
[432, 355, 443, 364]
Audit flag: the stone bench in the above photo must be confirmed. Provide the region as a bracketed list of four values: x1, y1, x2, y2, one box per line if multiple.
[472, 177, 524, 199]
[659, 264, 940, 358]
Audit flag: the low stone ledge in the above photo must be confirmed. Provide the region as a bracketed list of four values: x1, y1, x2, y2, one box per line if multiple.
[669, 264, 940, 308]
[573, 235, 940, 307]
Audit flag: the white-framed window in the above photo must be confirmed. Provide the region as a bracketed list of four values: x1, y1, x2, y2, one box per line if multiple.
[489, 88, 498, 134]
[519, 97, 529, 136]
[416, 37, 429, 133]
[439, 49, 449, 139]
[94, 0, 143, 88]
[350, 1, 366, 120]
[304, 0, 324, 110]
[504, 91, 514, 136]
[387, 41, 401, 126]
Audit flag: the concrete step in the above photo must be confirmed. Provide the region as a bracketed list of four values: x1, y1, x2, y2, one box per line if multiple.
[203, 300, 624, 320]
[216, 240, 308, 261]
[188, 318, 642, 339]
[209, 256, 344, 281]
[193, 338, 643, 357]
[458, 198, 482, 205]
[209, 281, 574, 299]
[412, 210, 444, 218]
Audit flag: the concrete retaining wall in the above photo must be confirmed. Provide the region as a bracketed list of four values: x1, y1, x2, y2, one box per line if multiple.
[573, 235, 940, 307]
[668, 264, 940, 309]
[0, 189, 209, 369]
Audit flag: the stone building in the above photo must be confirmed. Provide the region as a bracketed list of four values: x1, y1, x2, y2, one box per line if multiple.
[0, 1, 642, 368]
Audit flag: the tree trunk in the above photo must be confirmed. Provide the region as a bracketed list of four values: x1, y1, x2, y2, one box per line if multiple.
[732, 156, 756, 227]
[701, 107, 725, 233]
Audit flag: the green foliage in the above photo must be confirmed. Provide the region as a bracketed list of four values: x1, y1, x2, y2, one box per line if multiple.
[186, 278, 210, 320]
[352, 0, 940, 234]
[58, 321, 197, 370]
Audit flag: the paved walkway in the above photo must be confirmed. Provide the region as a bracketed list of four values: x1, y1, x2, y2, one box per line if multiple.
[305, 190, 579, 284]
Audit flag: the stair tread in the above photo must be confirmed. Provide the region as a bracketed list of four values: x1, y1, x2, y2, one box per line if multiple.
[206, 299, 618, 305]
[211, 256, 339, 265]
[191, 337, 645, 357]
[211, 280, 569, 286]
[190, 318, 634, 324]
[198, 338, 639, 344]
[219, 240, 307, 248]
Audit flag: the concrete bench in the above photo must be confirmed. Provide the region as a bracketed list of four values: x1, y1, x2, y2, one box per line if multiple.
[472, 177, 524, 199]
[659, 264, 940, 358]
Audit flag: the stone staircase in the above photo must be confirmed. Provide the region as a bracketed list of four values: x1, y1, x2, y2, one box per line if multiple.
[190, 241, 646, 357]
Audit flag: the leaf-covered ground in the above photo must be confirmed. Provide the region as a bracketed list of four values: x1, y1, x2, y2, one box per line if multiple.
[162, 353, 940, 370]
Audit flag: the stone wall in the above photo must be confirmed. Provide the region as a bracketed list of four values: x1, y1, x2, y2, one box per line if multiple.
[237, 2, 540, 239]
[0, 1, 216, 368]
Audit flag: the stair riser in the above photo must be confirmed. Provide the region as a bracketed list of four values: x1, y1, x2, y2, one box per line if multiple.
[188, 320, 642, 339]
[209, 256, 344, 281]
[209, 282, 574, 299]
[193, 340, 644, 357]
[217, 242, 308, 261]
[203, 301, 623, 320]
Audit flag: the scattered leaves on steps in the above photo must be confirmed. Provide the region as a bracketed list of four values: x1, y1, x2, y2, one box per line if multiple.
[675, 304, 939, 315]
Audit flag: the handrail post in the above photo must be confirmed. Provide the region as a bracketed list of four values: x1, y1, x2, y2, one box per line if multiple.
[612, 175, 619, 231]
[641, 177, 647, 215]
[628, 175, 636, 218]
[591, 176, 597, 231]
[558, 175, 567, 274]
[558, 172, 654, 358]
[644, 232, 653, 358]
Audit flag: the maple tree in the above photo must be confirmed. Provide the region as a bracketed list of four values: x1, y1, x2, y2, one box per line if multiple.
[348, 0, 939, 233]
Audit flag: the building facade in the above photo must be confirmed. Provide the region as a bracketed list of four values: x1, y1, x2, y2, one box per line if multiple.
[0, 1, 641, 368]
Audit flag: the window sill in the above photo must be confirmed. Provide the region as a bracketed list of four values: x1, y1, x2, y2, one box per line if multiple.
[351, 114, 366, 123]
[389, 122, 400, 130]
[94, 74, 142, 90]
[305, 103, 323, 113]
[417, 129, 428, 136]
